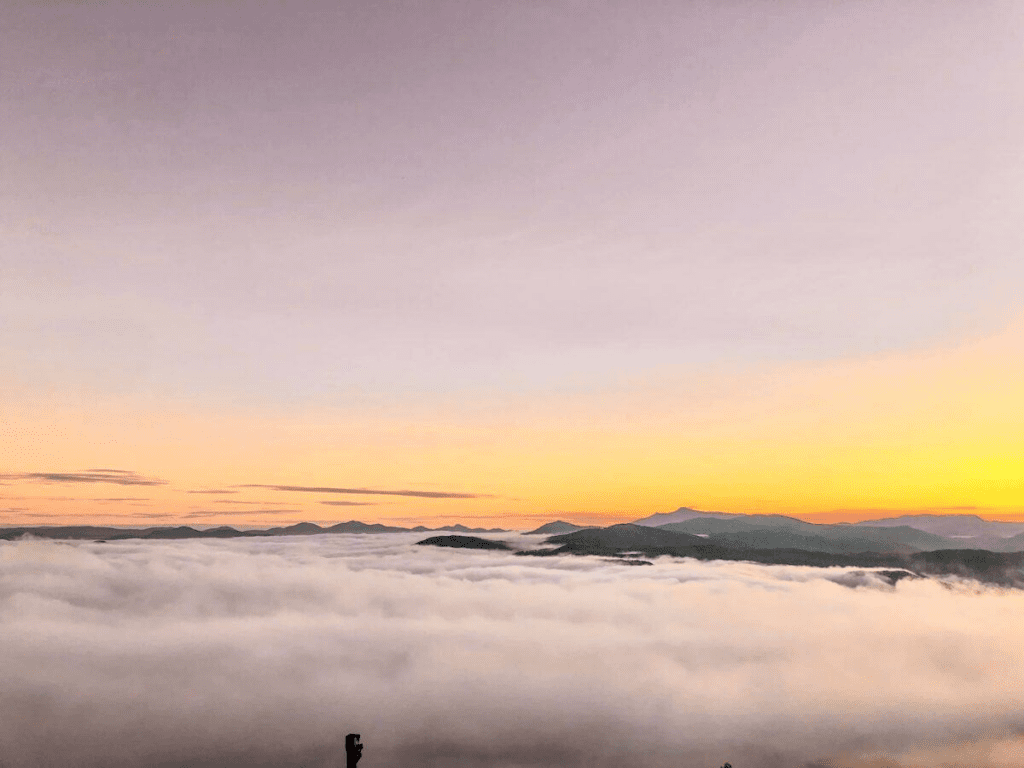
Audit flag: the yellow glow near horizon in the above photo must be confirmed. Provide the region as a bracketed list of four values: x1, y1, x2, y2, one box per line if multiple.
[3, 319, 1024, 528]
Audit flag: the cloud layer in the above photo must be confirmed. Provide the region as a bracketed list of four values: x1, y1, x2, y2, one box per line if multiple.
[1, 535, 1023, 768]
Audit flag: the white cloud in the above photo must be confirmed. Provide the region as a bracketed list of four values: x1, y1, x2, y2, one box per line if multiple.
[1, 534, 1022, 767]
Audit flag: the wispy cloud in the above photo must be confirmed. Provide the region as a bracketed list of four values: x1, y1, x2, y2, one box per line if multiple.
[319, 500, 378, 507]
[0, 496, 151, 504]
[212, 500, 290, 505]
[186, 489, 238, 495]
[2, 511, 172, 520]
[237, 484, 491, 499]
[183, 509, 302, 519]
[0, 496, 76, 502]
[0, 470, 166, 487]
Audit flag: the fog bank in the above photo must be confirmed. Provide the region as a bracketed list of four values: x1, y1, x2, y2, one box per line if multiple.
[1, 534, 1023, 767]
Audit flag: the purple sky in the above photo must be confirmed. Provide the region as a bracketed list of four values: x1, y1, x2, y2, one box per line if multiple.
[3, 0, 1023, 407]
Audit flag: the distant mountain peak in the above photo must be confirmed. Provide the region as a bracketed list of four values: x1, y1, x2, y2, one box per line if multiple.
[631, 507, 737, 527]
[527, 520, 588, 535]
[853, 513, 1024, 539]
[282, 522, 324, 534]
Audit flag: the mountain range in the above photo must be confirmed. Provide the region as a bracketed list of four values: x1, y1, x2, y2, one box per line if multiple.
[4, 509, 1024, 553]
[526, 520, 589, 535]
[0, 520, 508, 541]
[629, 508, 1024, 552]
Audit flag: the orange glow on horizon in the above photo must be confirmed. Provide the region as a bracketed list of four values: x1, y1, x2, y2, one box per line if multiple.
[4, 318, 1024, 529]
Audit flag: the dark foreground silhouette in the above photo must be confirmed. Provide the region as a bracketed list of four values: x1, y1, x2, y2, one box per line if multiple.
[345, 734, 362, 768]
[339, 733, 731, 768]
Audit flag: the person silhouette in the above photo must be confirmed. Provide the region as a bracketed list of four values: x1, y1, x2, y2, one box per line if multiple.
[345, 734, 363, 768]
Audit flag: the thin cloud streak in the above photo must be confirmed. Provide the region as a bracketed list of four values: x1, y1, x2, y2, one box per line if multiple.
[3, 511, 173, 520]
[213, 500, 295, 505]
[0, 496, 77, 502]
[183, 509, 302, 519]
[0, 496, 150, 504]
[238, 484, 491, 499]
[0, 470, 166, 487]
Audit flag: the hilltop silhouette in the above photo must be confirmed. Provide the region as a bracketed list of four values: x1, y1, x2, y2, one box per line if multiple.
[526, 520, 591, 535]
[416, 535, 512, 550]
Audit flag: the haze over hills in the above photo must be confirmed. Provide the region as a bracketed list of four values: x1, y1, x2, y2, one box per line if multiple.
[854, 513, 1024, 538]
[6, 509, 1024, 550]
[414, 524, 1024, 588]
[458, 509, 1024, 586]
[652, 517, 953, 554]
[530, 525, 1024, 587]
[8, 509, 1024, 587]
[625, 508, 1024, 552]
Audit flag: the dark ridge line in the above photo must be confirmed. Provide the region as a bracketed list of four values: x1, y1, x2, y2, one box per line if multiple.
[0, 520, 511, 541]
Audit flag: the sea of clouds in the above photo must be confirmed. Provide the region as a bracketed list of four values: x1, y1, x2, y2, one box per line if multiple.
[1, 533, 1023, 768]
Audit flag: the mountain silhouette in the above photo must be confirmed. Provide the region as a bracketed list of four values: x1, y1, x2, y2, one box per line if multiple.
[654, 518, 952, 553]
[631, 507, 737, 527]
[0, 520, 509, 541]
[633, 510, 1024, 552]
[527, 521, 590, 535]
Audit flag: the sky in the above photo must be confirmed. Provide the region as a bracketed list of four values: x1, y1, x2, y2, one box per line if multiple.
[2, 0, 1023, 528]
[4, 534, 1024, 767]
